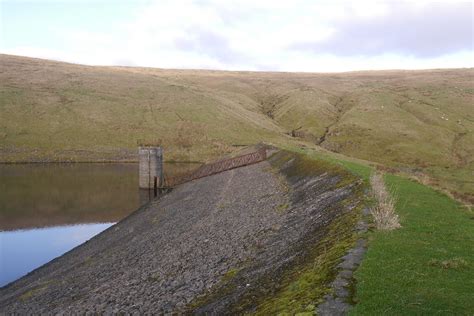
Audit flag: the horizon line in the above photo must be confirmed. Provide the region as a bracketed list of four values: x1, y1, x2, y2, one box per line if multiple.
[2, 53, 473, 75]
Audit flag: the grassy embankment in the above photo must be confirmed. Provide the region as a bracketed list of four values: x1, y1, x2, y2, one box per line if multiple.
[301, 149, 474, 315]
[351, 173, 474, 315]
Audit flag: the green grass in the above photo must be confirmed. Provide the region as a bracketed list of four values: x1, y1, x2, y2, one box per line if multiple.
[351, 174, 474, 315]
[283, 145, 373, 180]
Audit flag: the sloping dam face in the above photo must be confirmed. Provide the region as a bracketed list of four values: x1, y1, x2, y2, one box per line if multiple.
[0, 151, 364, 314]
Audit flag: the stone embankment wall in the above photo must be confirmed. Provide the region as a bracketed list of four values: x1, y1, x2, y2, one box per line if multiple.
[0, 150, 364, 314]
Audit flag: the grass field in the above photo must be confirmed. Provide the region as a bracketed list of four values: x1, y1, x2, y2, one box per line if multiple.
[1, 53, 473, 202]
[351, 174, 474, 315]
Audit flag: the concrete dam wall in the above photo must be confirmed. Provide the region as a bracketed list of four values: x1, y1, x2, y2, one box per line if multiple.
[0, 150, 365, 314]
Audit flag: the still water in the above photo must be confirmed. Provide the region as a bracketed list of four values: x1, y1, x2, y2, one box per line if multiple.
[0, 223, 113, 286]
[0, 163, 199, 287]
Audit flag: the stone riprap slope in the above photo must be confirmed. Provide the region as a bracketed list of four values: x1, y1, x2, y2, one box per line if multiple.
[0, 151, 363, 314]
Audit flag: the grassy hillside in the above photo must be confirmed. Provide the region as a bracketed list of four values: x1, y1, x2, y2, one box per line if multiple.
[0, 54, 472, 202]
[0, 55, 289, 163]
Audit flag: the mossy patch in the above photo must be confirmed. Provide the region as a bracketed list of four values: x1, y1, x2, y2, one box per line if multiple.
[222, 268, 241, 282]
[253, 205, 362, 315]
[276, 203, 290, 213]
[19, 281, 53, 302]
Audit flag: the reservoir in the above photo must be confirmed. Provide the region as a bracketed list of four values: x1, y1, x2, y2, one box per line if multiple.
[0, 162, 199, 287]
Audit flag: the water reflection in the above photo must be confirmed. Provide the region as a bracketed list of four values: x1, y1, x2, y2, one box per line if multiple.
[0, 162, 200, 287]
[0, 162, 200, 231]
[0, 164, 139, 231]
[0, 223, 113, 286]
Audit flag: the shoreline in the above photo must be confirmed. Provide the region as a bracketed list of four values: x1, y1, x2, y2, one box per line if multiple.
[0, 160, 203, 165]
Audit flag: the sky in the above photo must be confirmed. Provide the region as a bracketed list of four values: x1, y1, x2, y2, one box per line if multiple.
[1, 0, 473, 72]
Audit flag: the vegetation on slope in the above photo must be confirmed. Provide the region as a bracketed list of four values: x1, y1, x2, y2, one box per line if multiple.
[306, 148, 473, 315]
[1, 54, 472, 202]
[288, 147, 473, 314]
[351, 174, 474, 315]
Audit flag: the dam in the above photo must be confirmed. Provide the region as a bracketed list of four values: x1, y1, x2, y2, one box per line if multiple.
[0, 149, 365, 314]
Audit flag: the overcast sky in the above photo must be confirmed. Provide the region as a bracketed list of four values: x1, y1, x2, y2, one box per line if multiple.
[1, 0, 473, 72]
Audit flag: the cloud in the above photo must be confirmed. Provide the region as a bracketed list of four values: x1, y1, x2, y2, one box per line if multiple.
[116, 0, 342, 69]
[292, 1, 473, 58]
[1, 0, 473, 71]
[174, 30, 248, 65]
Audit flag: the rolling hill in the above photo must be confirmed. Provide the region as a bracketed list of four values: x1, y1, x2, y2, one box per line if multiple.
[0, 54, 473, 202]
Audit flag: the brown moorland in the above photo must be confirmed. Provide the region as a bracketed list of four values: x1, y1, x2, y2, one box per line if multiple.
[1, 54, 473, 202]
